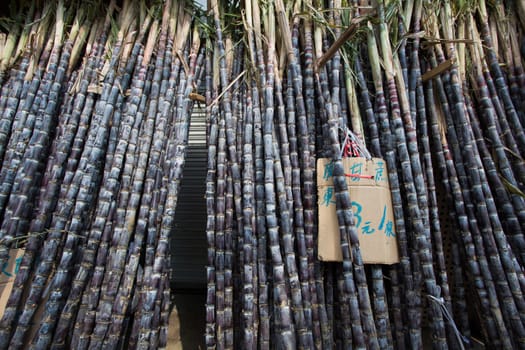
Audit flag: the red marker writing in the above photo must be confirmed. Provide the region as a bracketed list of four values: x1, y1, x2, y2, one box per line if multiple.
[345, 173, 374, 179]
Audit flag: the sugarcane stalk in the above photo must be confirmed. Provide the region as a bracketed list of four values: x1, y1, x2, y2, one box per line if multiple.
[230, 47, 245, 348]
[366, 16, 417, 349]
[10, 35, 96, 350]
[0, 4, 59, 233]
[464, 87, 525, 338]
[467, 15, 525, 235]
[86, 4, 174, 348]
[410, 3, 457, 347]
[243, 6, 269, 345]
[223, 123, 235, 349]
[416, 58, 456, 348]
[311, 20, 358, 350]
[61, 53, 149, 346]
[0, 4, 77, 347]
[4, 2, 116, 348]
[285, 55, 324, 350]
[377, 1, 449, 347]
[476, 1, 525, 159]
[344, 43, 394, 349]
[239, 81, 257, 350]
[465, 75, 525, 265]
[241, 5, 264, 350]
[141, 52, 197, 347]
[257, 3, 296, 347]
[507, 10, 525, 126]
[205, 134, 218, 348]
[209, 4, 246, 347]
[321, 67, 378, 349]
[8, 18, 107, 346]
[57, 15, 155, 349]
[430, 21, 516, 343]
[0, 54, 30, 166]
[434, 11, 520, 348]
[136, 21, 199, 350]
[205, 25, 219, 346]
[470, 20, 525, 191]
[0, 1, 77, 282]
[428, 45, 505, 347]
[30, 8, 146, 350]
[355, 52, 405, 349]
[423, 67, 474, 343]
[275, 45, 317, 350]
[252, 79, 270, 350]
[213, 90, 227, 350]
[294, 10, 328, 350]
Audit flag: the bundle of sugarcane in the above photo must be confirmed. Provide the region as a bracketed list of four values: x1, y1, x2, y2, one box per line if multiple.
[415, 1, 525, 347]
[205, 0, 379, 347]
[204, 0, 525, 348]
[0, 0, 204, 348]
[2, 0, 525, 348]
[205, 0, 319, 347]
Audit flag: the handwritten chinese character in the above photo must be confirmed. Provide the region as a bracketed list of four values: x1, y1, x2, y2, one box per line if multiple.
[351, 201, 362, 227]
[375, 161, 385, 182]
[323, 187, 336, 207]
[14, 256, 22, 275]
[1, 261, 11, 277]
[385, 221, 395, 237]
[1, 254, 22, 277]
[362, 221, 376, 235]
[323, 162, 334, 180]
[349, 162, 363, 182]
[378, 205, 387, 230]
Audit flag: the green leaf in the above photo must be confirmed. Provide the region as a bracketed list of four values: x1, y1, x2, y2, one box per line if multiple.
[501, 176, 525, 199]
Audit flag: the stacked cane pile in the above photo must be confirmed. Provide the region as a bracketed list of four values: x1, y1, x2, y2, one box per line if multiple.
[205, 0, 525, 348]
[1, 0, 525, 348]
[0, 0, 204, 348]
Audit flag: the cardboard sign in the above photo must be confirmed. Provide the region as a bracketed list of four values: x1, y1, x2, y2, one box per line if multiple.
[0, 248, 24, 318]
[317, 157, 399, 264]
